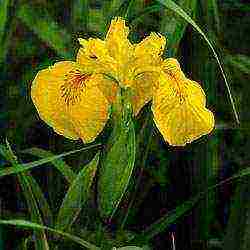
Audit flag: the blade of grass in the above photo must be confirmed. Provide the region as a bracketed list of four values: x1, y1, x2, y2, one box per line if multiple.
[160, 0, 197, 56]
[0, 144, 101, 178]
[129, 166, 250, 243]
[157, 0, 240, 124]
[21, 147, 76, 184]
[0, 219, 100, 250]
[222, 180, 250, 250]
[17, 3, 74, 59]
[5, 140, 49, 250]
[56, 152, 99, 232]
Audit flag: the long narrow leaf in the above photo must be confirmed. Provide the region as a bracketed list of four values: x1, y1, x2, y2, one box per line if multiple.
[5, 140, 49, 250]
[98, 94, 136, 218]
[0, 219, 100, 250]
[0, 144, 101, 177]
[157, 0, 240, 124]
[129, 166, 250, 242]
[56, 152, 99, 231]
[21, 147, 76, 184]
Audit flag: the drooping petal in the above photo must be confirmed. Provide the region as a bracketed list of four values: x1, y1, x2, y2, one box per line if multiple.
[67, 74, 110, 143]
[152, 71, 214, 146]
[31, 61, 110, 142]
[31, 61, 79, 139]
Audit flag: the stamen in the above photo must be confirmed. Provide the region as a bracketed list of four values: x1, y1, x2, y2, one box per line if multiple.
[60, 69, 91, 106]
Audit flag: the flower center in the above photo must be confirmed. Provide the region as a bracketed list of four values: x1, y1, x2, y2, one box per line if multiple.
[61, 69, 91, 106]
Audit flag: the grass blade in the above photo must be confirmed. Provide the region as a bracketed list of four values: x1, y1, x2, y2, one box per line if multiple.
[160, 0, 197, 56]
[0, 219, 100, 250]
[17, 3, 74, 59]
[56, 152, 99, 231]
[129, 166, 250, 243]
[0, 144, 101, 178]
[21, 147, 77, 184]
[4, 140, 49, 250]
[157, 0, 240, 124]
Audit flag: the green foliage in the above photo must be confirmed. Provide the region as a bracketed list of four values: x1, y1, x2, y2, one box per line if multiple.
[0, 144, 100, 177]
[3, 140, 49, 250]
[0, 219, 99, 250]
[56, 152, 99, 231]
[98, 92, 136, 218]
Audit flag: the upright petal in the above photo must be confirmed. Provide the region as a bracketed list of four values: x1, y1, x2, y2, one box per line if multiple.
[105, 17, 133, 82]
[134, 32, 166, 61]
[152, 69, 214, 146]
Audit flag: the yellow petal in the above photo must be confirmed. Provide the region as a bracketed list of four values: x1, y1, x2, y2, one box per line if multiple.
[31, 61, 79, 139]
[129, 72, 158, 116]
[105, 17, 133, 81]
[67, 74, 110, 143]
[161, 58, 186, 83]
[31, 61, 109, 142]
[93, 74, 118, 104]
[134, 32, 166, 60]
[77, 38, 117, 78]
[152, 73, 214, 146]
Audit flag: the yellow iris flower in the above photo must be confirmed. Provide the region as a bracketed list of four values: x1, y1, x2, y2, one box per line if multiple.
[31, 17, 214, 146]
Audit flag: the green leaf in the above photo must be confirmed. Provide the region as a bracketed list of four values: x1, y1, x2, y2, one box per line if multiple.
[98, 93, 136, 218]
[25, 174, 53, 226]
[21, 147, 77, 184]
[222, 180, 250, 250]
[160, 0, 197, 56]
[157, 0, 240, 124]
[0, 144, 101, 177]
[4, 140, 49, 250]
[56, 152, 99, 231]
[129, 165, 250, 243]
[0, 219, 100, 250]
[140, 195, 201, 241]
[17, 3, 74, 59]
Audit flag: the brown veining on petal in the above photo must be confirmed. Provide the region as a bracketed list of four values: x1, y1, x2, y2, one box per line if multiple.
[167, 71, 187, 104]
[60, 69, 91, 106]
